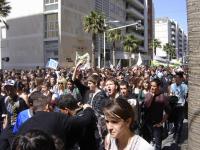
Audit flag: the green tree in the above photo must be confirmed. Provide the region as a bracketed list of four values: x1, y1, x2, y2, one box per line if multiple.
[163, 43, 176, 60]
[83, 11, 105, 68]
[149, 38, 162, 56]
[107, 29, 122, 66]
[0, 0, 11, 28]
[123, 35, 140, 67]
[187, 1, 200, 150]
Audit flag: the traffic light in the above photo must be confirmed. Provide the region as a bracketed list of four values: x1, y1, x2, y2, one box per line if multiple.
[136, 20, 142, 30]
[2, 57, 9, 62]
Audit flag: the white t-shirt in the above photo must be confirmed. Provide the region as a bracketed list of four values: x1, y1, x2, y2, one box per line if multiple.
[106, 134, 154, 150]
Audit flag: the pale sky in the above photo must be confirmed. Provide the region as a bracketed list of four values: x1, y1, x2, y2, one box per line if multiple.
[154, 0, 188, 33]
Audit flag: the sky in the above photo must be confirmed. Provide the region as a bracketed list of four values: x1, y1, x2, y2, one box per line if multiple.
[154, 0, 188, 33]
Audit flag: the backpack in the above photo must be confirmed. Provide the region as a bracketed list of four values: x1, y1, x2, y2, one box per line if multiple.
[168, 96, 179, 123]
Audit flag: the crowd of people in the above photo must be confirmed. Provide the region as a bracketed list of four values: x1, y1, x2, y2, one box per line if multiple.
[0, 63, 188, 150]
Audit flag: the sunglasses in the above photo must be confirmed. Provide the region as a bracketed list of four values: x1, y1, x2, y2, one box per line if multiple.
[58, 82, 64, 85]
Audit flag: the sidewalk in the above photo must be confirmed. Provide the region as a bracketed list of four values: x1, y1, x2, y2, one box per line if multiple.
[162, 119, 188, 150]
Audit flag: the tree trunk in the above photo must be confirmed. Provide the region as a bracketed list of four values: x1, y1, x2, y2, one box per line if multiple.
[187, 0, 200, 149]
[91, 34, 96, 68]
[129, 52, 132, 67]
[153, 47, 155, 59]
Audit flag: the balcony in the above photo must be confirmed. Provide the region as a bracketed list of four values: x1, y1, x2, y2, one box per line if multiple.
[171, 31, 176, 35]
[171, 21, 176, 26]
[171, 25, 176, 28]
[126, 7, 144, 20]
[127, 0, 144, 10]
[171, 37, 176, 41]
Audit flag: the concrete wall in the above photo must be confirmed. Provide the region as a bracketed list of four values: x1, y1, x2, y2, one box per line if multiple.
[1, 0, 44, 69]
[4, 15, 44, 69]
[60, 0, 94, 67]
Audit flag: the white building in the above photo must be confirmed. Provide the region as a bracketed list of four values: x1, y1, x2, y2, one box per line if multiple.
[0, 0, 153, 69]
[155, 17, 188, 61]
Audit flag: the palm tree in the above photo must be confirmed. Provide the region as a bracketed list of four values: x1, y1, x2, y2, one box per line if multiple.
[0, 0, 11, 29]
[149, 38, 162, 57]
[107, 29, 122, 66]
[187, 1, 200, 150]
[83, 11, 105, 68]
[123, 35, 140, 67]
[163, 43, 176, 61]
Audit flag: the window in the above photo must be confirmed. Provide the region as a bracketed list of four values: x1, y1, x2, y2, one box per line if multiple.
[44, 0, 58, 5]
[44, 41, 58, 51]
[44, 0, 58, 10]
[44, 14, 58, 38]
[44, 41, 58, 63]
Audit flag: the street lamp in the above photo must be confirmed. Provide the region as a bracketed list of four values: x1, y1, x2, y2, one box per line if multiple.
[103, 20, 141, 68]
[103, 20, 119, 68]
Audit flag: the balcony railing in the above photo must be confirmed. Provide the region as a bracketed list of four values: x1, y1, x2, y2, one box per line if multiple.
[127, 0, 144, 10]
[126, 8, 144, 20]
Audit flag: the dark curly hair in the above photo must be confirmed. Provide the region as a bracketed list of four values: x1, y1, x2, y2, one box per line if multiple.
[11, 129, 57, 150]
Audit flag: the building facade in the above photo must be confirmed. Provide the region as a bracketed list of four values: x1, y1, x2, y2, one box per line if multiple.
[1, 0, 153, 69]
[155, 17, 188, 62]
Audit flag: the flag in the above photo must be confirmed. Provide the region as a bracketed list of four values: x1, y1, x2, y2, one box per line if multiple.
[116, 59, 121, 70]
[75, 52, 90, 69]
[109, 61, 114, 69]
[136, 53, 142, 66]
[46, 59, 59, 70]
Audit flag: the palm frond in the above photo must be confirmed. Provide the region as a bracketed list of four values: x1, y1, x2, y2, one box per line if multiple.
[0, 0, 11, 17]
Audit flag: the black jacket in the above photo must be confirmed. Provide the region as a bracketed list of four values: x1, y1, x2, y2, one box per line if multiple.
[87, 90, 108, 115]
[73, 79, 89, 103]
[18, 108, 97, 150]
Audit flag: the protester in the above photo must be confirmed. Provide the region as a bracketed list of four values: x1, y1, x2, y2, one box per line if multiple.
[142, 78, 171, 150]
[104, 97, 153, 150]
[87, 74, 108, 115]
[72, 62, 89, 103]
[58, 94, 98, 149]
[11, 129, 58, 150]
[105, 78, 120, 101]
[14, 81, 29, 106]
[0, 84, 28, 150]
[64, 79, 82, 103]
[170, 71, 188, 143]
[119, 80, 138, 121]
[17, 96, 97, 149]
[0, 64, 189, 150]
[3, 85, 28, 129]
[12, 91, 50, 134]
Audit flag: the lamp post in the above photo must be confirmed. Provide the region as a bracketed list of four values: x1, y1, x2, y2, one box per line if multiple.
[103, 20, 119, 68]
[103, 20, 141, 68]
